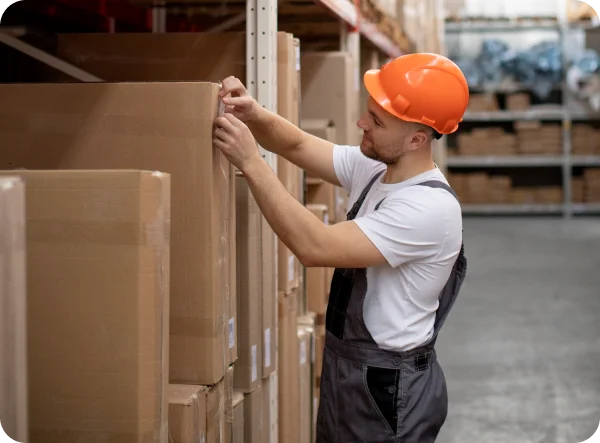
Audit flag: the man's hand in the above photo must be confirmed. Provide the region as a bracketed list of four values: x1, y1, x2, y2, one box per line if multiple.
[220, 76, 260, 123]
[214, 113, 262, 172]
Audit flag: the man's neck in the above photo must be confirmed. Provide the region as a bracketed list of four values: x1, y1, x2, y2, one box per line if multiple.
[382, 153, 436, 185]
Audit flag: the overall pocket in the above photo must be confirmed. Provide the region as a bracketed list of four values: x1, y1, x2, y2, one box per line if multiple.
[364, 366, 401, 436]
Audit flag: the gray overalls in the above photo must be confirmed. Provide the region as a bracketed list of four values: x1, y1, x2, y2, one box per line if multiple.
[316, 171, 467, 443]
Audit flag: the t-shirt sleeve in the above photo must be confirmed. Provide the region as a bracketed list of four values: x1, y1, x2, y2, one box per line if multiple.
[353, 192, 448, 268]
[333, 145, 363, 193]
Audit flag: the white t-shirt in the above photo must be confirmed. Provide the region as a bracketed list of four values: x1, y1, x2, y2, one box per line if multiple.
[333, 145, 463, 351]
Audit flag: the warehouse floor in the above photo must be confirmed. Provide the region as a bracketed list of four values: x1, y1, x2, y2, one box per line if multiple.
[436, 217, 600, 443]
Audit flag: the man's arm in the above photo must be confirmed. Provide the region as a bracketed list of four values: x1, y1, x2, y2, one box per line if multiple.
[220, 76, 340, 186]
[242, 158, 387, 268]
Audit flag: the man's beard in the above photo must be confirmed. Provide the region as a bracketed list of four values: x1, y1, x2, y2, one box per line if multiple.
[360, 142, 402, 165]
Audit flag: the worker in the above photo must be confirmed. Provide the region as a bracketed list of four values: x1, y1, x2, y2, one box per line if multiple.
[214, 53, 469, 443]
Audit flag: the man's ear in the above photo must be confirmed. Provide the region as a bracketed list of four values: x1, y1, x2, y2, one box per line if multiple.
[408, 131, 429, 151]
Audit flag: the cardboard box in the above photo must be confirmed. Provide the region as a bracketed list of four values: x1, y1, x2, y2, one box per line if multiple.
[0, 82, 234, 385]
[224, 366, 234, 443]
[168, 382, 225, 443]
[277, 158, 301, 293]
[232, 393, 245, 443]
[278, 290, 301, 443]
[0, 170, 170, 443]
[58, 32, 246, 83]
[466, 93, 499, 112]
[0, 177, 27, 443]
[572, 178, 586, 203]
[301, 52, 360, 146]
[506, 93, 531, 111]
[229, 174, 238, 367]
[261, 215, 277, 375]
[298, 327, 312, 443]
[278, 32, 300, 126]
[262, 371, 278, 443]
[235, 176, 262, 392]
[301, 119, 337, 143]
[297, 313, 317, 442]
[306, 182, 335, 224]
[242, 385, 263, 443]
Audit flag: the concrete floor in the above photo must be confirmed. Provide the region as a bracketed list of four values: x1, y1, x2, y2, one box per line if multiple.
[436, 218, 600, 443]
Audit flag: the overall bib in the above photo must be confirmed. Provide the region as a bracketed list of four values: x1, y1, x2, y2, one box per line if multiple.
[316, 171, 467, 443]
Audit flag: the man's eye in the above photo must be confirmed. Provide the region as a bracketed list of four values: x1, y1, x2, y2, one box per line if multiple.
[374, 119, 382, 127]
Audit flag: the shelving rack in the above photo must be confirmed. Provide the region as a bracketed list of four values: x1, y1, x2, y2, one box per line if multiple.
[445, 14, 600, 218]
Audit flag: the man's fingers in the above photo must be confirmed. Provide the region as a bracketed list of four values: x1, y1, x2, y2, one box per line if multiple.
[219, 76, 250, 98]
[215, 115, 236, 133]
[222, 96, 250, 107]
[223, 113, 248, 129]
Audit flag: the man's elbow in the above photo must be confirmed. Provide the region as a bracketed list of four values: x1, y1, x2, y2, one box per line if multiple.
[297, 246, 327, 268]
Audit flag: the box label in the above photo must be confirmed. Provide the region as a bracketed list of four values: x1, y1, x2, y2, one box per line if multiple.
[251, 345, 258, 382]
[295, 46, 301, 71]
[354, 67, 360, 92]
[300, 340, 307, 365]
[288, 255, 295, 282]
[228, 318, 235, 349]
[311, 333, 316, 364]
[264, 328, 271, 368]
[323, 213, 330, 225]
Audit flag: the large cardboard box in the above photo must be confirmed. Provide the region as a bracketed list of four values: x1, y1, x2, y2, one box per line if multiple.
[0, 82, 234, 385]
[278, 32, 300, 126]
[58, 32, 246, 83]
[235, 176, 262, 392]
[278, 290, 301, 443]
[168, 382, 225, 443]
[0, 177, 27, 443]
[232, 393, 245, 443]
[0, 170, 170, 443]
[298, 328, 312, 443]
[262, 372, 278, 443]
[301, 52, 360, 146]
[242, 385, 263, 443]
[301, 119, 337, 144]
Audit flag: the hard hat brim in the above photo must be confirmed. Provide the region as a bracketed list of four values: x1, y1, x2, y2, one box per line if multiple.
[364, 69, 415, 125]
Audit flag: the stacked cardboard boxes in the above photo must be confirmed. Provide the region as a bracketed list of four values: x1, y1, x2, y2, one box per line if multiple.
[584, 168, 600, 202]
[0, 170, 171, 442]
[0, 177, 27, 443]
[516, 121, 562, 155]
[572, 125, 600, 155]
[447, 172, 563, 204]
[456, 128, 517, 156]
[466, 93, 499, 112]
[0, 77, 243, 442]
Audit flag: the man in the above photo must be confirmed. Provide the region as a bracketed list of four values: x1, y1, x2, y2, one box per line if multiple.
[214, 53, 469, 443]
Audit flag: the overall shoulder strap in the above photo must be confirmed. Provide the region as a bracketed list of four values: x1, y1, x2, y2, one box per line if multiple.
[345, 170, 385, 221]
[415, 180, 459, 202]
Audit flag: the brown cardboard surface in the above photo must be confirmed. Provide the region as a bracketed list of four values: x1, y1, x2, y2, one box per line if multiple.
[232, 393, 245, 443]
[277, 158, 300, 293]
[262, 372, 278, 443]
[278, 290, 301, 443]
[306, 182, 335, 224]
[261, 215, 277, 377]
[224, 366, 234, 443]
[298, 328, 312, 443]
[297, 313, 317, 442]
[168, 385, 208, 443]
[241, 385, 263, 443]
[0, 82, 234, 385]
[0, 177, 27, 443]
[0, 170, 170, 443]
[301, 52, 360, 146]
[278, 32, 299, 126]
[228, 165, 238, 366]
[58, 32, 246, 83]
[235, 176, 262, 392]
[301, 119, 337, 143]
[167, 381, 223, 443]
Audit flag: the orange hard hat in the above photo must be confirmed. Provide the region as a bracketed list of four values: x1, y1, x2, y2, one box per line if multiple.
[364, 53, 469, 135]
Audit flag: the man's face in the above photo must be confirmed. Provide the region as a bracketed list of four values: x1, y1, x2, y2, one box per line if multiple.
[357, 97, 430, 165]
